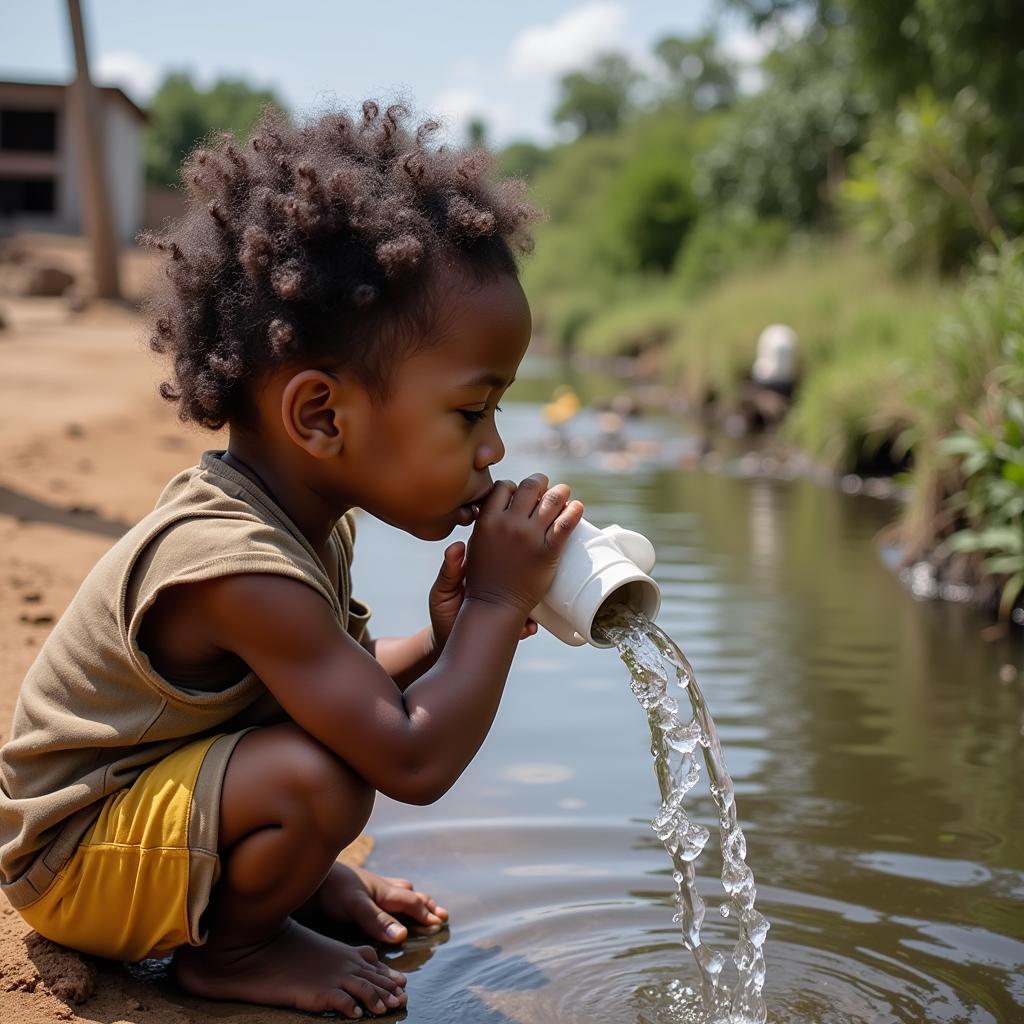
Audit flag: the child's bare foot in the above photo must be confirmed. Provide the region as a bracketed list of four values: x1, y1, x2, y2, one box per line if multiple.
[173, 917, 408, 1017]
[298, 862, 449, 943]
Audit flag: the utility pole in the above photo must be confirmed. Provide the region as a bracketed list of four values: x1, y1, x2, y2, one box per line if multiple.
[66, 0, 121, 299]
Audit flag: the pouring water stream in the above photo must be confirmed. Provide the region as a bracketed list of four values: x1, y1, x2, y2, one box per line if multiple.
[594, 603, 770, 1024]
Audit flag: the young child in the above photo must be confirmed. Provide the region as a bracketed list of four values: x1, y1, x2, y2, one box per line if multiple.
[0, 101, 584, 1018]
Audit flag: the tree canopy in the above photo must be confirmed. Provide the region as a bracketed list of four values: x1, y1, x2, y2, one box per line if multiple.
[144, 72, 287, 187]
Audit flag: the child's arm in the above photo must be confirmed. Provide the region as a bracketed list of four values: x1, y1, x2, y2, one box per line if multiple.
[185, 476, 582, 804]
[360, 544, 537, 691]
[360, 627, 437, 690]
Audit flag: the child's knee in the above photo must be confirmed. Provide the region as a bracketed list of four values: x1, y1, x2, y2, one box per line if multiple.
[220, 723, 375, 851]
[280, 726, 375, 834]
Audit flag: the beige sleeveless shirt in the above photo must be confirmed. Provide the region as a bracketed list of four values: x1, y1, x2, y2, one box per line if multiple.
[0, 450, 371, 909]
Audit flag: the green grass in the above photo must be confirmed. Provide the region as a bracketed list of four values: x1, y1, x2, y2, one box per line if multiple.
[535, 238, 948, 472]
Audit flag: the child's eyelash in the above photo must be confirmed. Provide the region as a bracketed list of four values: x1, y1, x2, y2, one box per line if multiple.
[460, 405, 502, 424]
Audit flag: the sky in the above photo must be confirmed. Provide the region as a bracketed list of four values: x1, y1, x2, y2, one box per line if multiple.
[1, 1, 764, 146]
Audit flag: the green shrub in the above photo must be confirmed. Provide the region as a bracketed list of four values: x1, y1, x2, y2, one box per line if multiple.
[573, 280, 685, 357]
[600, 155, 698, 274]
[674, 214, 790, 296]
[926, 242, 1024, 614]
[664, 240, 942, 406]
[840, 88, 1020, 274]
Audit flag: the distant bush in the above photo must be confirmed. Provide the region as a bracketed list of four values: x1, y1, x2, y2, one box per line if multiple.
[601, 155, 698, 273]
[694, 37, 871, 227]
[574, 281, 684, 357]
[495, 141, 553, 183]
[665, 240, 941, 407]
[674, 214, 789, 296]
[841, 88, 1022, 274]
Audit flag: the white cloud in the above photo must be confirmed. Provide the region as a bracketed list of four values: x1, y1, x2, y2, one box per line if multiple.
[507, 2, 628, 79]
[430, 85, 523, 147]
[431, 86, 488, 138]
[94, 51, 160, 103]
[430, 1, 643, 147]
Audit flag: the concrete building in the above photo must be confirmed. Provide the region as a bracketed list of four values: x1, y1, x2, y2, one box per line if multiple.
[0, 79, 147, 244]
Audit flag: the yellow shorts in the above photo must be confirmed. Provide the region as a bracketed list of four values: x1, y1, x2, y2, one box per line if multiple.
[19, 729, 250, 962]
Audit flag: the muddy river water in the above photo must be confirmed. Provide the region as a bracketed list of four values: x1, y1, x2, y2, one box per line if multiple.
[351, 398, 1024, 1024]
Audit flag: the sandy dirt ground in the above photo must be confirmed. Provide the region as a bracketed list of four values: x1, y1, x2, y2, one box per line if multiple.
[0, 238, 376, 1022]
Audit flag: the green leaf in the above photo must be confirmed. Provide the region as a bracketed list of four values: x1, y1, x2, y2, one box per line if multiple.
[963, 451, 990, 477]
[1002, 462, 1024, 487]
[978, 527, 1024, 552]
[949, 531, 986, 553]
[939, 434, 984, 457]
[984, 555, 1024, 574]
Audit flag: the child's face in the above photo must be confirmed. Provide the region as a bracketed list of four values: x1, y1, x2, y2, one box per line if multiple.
[340, 268, 532, 540]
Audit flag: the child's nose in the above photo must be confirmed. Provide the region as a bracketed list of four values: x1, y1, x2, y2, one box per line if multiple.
[476, 432, 505, 468]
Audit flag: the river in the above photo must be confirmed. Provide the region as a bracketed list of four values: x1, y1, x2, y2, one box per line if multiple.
[350, 382, 1024, 1024]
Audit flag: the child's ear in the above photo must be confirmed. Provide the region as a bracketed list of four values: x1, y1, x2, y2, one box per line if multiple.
[280, 369, 348, 457]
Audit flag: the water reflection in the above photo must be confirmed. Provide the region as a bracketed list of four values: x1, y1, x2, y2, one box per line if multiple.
[352, 399, 1024, 1023]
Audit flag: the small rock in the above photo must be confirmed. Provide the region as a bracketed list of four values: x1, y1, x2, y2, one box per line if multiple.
[22, 592, 42, 603]
[65, 288, 91, 314]
[64, 423, 85, 439]
[19, 265, 75, 297]
[19, 612, 54, 626]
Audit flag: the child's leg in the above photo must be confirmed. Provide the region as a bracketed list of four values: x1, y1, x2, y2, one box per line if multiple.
[172, 722, 408, 1018]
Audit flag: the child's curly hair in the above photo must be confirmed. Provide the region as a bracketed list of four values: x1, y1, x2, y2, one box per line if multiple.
[141, 101, 544, 431]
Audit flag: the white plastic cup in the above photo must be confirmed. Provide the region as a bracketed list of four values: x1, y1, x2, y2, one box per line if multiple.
[531, 517, 661, 648]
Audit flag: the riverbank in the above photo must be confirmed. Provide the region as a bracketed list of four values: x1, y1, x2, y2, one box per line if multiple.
[0, 291, 383, 1022]
[530, 239, 1024, 627]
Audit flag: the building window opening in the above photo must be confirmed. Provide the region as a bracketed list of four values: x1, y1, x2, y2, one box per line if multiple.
[0, 109, 58, 153]
[0, 177, 57, 214]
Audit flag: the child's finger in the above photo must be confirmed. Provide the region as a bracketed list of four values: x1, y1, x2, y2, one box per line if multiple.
[533, 484, 571, 526]
[546, 499, 584, 550]
[433, 542, 465, 589]
[508, 473, 549, 516]
[481, 479, 516, 514]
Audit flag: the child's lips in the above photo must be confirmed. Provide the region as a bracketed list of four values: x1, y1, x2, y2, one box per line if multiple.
[454, 484, 492, 525]
[454, 502, 480, 527]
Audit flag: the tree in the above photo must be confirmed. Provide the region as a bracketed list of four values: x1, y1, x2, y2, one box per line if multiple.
[652, 32, 738, 111]
[603, 154, 698, 273]
[495, 141, 552, 183]
[692, 27, 873, 226]
[841, 88, 1017, 274]
[465, 117, 488, 149]
[722, 0, 1024, 144]
[552, 53, 639, 137]
[144, 72, 287, 187]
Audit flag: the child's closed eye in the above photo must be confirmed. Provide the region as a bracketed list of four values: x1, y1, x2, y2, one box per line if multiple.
[459, 405, 502, 424]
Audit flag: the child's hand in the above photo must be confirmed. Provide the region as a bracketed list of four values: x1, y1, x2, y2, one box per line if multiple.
[429, 541, 538, 649]
[464, 474, 584, 618]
